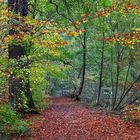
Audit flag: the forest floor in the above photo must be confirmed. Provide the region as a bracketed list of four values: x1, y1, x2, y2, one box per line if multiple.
[13, 97, 140, 140]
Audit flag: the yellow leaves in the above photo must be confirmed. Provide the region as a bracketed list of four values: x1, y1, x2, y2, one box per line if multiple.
[1, 45, 7, 49]
[4, 33, 27, 43]
[31, 30, 36, 33]
[71, 21, 81, 26]
[73, 31, 80, 37]
[104, 13, 110, 17]
[41, 30, 50, 34]
[0, 9, 8, 16]
[134, 28, 140, 31]
[66, 31, 78, 37]
[66, 29, 83, 37]
[54, 32, 59, 36]
[128, 45, 134, 49]
[0, 15, 7, 20]
[25, 16, 49, 27]
[2, 35, 13, 45]
[0, 5, 80, 61]
[24, 16, 33, 23]
[124, 104, 140, 121]
[136, 9, 140, 16]
[49, 50, 61, 57]
[36, 40, 67, 48]
[3, 36, 9, 42]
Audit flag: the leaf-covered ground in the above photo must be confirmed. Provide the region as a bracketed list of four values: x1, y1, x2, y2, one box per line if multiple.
[14, 97, 140, 140]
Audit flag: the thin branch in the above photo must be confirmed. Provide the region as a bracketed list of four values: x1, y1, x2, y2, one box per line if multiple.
[49, 0, 74, 23]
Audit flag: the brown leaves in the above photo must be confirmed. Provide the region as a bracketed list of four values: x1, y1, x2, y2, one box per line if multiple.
[15, 97, 140, 140]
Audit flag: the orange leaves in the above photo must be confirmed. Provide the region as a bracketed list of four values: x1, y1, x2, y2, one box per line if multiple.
[13, 97, 140, 140]
[136, 7, 140, 16]
[123, 104, 140, 122]
[103, 29, 140, 48]
[81, 13, 89, 23]
[70, 14, 90, 26]
[55, 41, 68, 46]
[66, 30, 81, 37]
[0, 6, 74, 51]
[94, 0, 140, 18]
[94, 8, 111, 18]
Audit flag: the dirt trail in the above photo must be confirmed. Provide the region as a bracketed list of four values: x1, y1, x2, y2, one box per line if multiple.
[16, 97, 140, 140]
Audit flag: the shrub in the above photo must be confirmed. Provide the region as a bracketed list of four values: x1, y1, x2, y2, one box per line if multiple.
[32, 91, 48, 110]
[0, 105, 30, 136]
[123, 104, 140, 125]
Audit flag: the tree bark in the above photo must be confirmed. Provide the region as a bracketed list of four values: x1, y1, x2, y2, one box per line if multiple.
[8, 0, 37, 113]
[75, 29, 87, 100]
[96, 31, 105, 106]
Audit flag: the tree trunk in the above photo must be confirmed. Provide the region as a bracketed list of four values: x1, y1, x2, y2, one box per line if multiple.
[75, 29, 87, 100]
[96, 31, 105, 106]
[8, 0, 37, 113]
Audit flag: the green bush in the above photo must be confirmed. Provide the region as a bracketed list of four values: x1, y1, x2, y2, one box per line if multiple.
[0, 105, 30, 135]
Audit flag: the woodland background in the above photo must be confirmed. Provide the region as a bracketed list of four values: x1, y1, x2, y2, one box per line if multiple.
[0, 0, 140, 138]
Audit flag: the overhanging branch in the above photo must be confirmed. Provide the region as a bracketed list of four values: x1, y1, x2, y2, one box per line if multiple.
[49, 0, 73, 23]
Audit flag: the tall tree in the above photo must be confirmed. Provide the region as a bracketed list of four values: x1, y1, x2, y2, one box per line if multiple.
[8, 0, 37, 113]
[75, 29, 87, 100]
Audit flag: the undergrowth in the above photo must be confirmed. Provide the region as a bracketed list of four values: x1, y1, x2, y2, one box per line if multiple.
[0, 105, 30, 137]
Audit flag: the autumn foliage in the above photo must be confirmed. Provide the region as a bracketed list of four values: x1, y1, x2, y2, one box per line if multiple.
[13, 97, 140, 140]
[0, 0, 140, 138]
[123, 104, 140, 124]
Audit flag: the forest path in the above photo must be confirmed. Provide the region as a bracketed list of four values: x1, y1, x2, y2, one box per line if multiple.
[17, 97, 140, 140]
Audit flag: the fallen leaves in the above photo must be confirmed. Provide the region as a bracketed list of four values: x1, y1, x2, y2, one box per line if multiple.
[13, 97, 140, 140]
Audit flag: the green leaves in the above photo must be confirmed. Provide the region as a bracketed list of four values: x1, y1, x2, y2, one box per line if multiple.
[105, 0, 112, 7]
[0, 105, 29, 135]
[99, 0, 112, 7]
